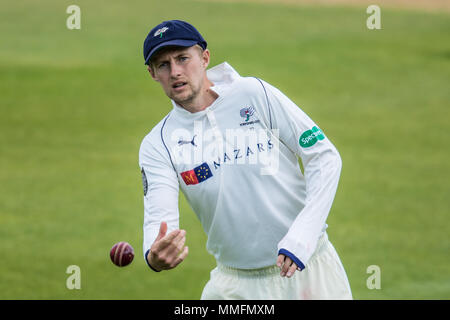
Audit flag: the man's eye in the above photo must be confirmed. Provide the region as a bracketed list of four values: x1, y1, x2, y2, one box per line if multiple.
[158, 62, 168, 68]
[179, 56, 188, 62]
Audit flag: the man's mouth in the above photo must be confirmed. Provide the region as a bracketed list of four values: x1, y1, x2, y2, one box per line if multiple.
[172, 81, 187, 90]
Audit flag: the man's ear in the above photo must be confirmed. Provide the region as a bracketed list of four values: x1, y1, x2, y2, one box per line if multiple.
[147, 65, 159, 81]
[202, 49, 210, 70]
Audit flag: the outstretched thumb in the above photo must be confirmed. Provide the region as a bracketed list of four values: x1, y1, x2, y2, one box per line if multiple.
[155, 221, 168, 242]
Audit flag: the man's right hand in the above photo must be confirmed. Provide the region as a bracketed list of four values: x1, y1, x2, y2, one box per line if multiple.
[147, 221, 189, 271]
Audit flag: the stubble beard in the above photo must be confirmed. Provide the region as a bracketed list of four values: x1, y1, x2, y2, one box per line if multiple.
[170, 82, 201, 109]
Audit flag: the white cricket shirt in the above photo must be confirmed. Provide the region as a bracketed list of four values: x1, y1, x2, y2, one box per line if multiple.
[139, 62, 342, 270]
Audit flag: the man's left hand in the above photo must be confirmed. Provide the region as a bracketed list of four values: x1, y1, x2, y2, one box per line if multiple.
[277, 254, 299, 278]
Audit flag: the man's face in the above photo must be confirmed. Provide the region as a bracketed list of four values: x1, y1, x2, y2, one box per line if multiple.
[148, 46, 210, 106]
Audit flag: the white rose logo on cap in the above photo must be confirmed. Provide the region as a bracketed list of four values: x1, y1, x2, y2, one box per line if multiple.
[154, 27, 169, 38]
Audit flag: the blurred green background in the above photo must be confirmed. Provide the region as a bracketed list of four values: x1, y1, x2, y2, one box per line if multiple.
[0, 0, 449, 299]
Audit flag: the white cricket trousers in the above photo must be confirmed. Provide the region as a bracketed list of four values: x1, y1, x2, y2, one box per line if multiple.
[201, 233, 352, 300]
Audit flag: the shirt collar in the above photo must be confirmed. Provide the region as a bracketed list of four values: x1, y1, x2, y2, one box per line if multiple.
[207, 61, 240, 95]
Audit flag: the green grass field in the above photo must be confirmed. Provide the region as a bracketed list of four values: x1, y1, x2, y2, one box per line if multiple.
[0, 0, 449, 299]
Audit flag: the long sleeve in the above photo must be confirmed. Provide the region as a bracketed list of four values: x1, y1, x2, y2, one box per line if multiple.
[260, 79, 342, 269]
[139, 131, 180, 268]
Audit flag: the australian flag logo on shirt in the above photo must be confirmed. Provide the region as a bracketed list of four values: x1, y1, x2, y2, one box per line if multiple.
[181, 162, 213, 185]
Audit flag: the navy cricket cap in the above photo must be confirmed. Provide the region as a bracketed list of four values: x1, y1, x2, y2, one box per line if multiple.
[143, 20, 207, 65]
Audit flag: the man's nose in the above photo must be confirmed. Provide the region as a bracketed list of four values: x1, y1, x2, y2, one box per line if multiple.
[170, 61, 182, 78]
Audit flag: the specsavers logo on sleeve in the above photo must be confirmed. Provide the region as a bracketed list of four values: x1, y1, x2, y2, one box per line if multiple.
[299, 126, 325, 148]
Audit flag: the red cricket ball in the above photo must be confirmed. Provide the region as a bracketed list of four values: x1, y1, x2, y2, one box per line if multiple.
[110, 242, 134, 267]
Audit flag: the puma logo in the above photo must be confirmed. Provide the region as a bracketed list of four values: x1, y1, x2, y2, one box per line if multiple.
[178, 135, 197, 147]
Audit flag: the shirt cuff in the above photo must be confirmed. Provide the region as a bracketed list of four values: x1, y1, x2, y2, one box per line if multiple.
[278, 248, 306, 271]
[144, 249, 161, 272]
